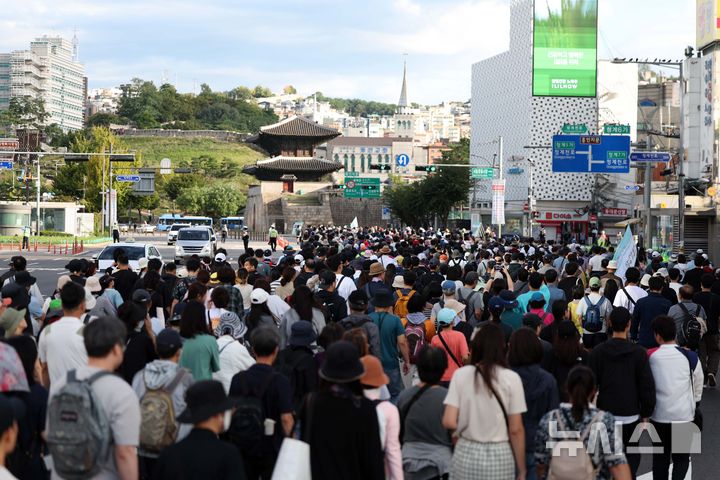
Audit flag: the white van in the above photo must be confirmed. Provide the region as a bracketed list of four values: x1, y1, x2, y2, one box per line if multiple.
[174, 227, 216, 264]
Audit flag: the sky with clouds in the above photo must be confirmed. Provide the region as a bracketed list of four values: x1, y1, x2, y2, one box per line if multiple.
[0, 0, 696, 104]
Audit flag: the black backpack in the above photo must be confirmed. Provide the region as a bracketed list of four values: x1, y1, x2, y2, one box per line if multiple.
[226, 372, 278, 454]
[678, 303, 703, 350]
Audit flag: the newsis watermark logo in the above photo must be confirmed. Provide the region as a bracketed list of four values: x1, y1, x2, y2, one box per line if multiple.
[547, 421, 701, 457]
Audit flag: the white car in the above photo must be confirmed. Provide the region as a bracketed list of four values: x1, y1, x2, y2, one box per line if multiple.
[167, 223, 191, 245]
[175, 227, 215, 264]
[137, 223, 156, 234]
[93, 242, 162, 272]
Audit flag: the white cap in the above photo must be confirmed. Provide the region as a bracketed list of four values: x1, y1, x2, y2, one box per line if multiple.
[697, 249, 704, 254]
[138, 257, 148, 269]
[294, 254, 304, 262]
[640, 273, 652, 287]
[652, 251, 661, 258]
[251, 288, 269, 304]
[214, 252, 227, 262]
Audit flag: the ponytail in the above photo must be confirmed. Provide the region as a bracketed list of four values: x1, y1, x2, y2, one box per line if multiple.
[566, 365, 596, 422]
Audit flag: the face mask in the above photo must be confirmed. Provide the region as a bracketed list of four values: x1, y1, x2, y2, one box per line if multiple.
[223, 410, 232, 432]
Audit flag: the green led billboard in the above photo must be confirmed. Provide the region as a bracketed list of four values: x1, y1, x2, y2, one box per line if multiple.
[532, 0, 598, 97]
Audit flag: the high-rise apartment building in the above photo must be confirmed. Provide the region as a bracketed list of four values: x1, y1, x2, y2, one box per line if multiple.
[0, 36, 85, 131]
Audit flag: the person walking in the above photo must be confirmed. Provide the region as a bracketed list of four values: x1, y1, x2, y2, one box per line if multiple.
[112, 222, 121, 244]
[370, 291, 410, 403]
[694, 273, 720, 386]
[274, 321, 319, 414]
[667, 285, 707, 350]
[430, 308, 469, 387]
[614, 267, 648, 314]
[242, 226, 250, 252]
[631, 276, 673, 348]
[298, 340, 385, 480]
[589, 308, 656, 478]
[442, 323, 527, 480]
[508, 328, 558, 480]
[541, 320, 588, 402]
[268, 225, 278, 252]
[647, 315, 704, 480]
[213, 312, 254, 393]
[575, 276, 613, 349]
[152, 380, 246, 480]
[534, 366, 631, 480]
[0, 395, 25, 480]
[178, 301, 220, 381]
[21, 226, 30, 251]
[398, 346, 452, 480]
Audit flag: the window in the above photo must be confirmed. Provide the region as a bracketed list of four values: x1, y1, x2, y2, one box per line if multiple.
[351, 154, 355, 172]
[360, 154, 365, 172]
[344, 154, 349, 171]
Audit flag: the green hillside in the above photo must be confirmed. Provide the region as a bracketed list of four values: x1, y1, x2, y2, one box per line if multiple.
[122, 136, 262, 167]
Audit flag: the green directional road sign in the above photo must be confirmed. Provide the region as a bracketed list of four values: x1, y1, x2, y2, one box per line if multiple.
[604, 124, 631, 135]
[471, 167, 494, 180]
[344, 177, 381, 198]
[345, 171, 360, 177]
[561, 123, 588, 134]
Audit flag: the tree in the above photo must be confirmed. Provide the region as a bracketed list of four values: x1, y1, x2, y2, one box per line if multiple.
[176, 183, 244, 219]
[163, 173, 203, 201]
[252, 85, 273, 98]
[283, 85, 297, 95]
[86, 113, 124, 128]
[0, 97, 50, 134]
[52, 162, 87, 201]
[122, 192, 160, 222]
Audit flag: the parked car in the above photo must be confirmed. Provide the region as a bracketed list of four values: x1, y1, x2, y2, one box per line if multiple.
[137, 223, 156, 234]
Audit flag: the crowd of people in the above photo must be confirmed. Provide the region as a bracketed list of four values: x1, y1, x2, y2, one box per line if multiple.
[0, 224, 714, 480]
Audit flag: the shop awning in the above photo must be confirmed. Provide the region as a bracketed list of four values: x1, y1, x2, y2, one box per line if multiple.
[613, 218, 641, 228]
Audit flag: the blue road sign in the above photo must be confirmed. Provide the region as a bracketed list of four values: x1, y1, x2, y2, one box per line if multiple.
[396, 153, 410, 167]
[0, 161, 13, 170]
[629, 152, 671, 162]
[552, 135, 631, 173]
[116, 175, 140, 182]
[625, 185, 640, 191]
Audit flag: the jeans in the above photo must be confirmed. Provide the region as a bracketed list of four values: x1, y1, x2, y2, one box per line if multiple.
[651, 421, 691, 480]
[525, 451, 537, 480]
[621, 421, 641, 479]
[385, 367, 404, 404]
[699, 333, 720, 379]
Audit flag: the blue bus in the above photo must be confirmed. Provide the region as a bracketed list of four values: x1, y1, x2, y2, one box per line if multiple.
[157, 214, 213, 231]
[220, 216, 245, 230]
[157, 214, 183, 232]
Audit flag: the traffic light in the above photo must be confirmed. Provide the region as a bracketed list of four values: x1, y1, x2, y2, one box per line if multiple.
[369, 164, 391, 171]
[415, 165, 437, 173]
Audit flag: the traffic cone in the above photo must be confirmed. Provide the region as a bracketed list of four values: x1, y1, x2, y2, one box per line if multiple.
[34, 240, 37, 252]
[53, 244, 56, 255]
[64, 241, 68, 255]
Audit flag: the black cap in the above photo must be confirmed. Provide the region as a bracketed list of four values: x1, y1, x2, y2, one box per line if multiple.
[373, 290, 395, 308]
[132, 289, 151, 304]
[156, 328, 183, 350]
[348, 290, 369, 310]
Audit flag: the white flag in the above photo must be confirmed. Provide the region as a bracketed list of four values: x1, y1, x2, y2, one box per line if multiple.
[350, 217, 358, 229]
[613, 226, 637, 282]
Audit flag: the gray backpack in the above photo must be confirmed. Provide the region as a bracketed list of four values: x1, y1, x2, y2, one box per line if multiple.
[47, 370, 112, 479]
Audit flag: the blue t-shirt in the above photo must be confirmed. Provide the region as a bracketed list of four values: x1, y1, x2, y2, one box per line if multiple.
[369, 311, 405, 370]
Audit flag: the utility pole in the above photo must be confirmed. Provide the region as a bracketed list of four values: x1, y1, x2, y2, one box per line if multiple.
[35, 155, 41, 236]
[678, 60, 686, 251]
[643, 132, 653, 248]
[497, 136, 504, 238]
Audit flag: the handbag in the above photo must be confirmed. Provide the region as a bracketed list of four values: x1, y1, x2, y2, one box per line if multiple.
[271, 395, 314, 480]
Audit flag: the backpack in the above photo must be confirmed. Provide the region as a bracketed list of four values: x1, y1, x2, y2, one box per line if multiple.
[582, 296, 606, 333]
[457, 289, 478, 324]
[405, 321, 426, 364]
[547, 410, 604, 480]
[394, 289, 415, 322]
[47, 370, 112, 480]
[226, 372, 278, 454]
[678, 303, 703, 350]
[138, 369, 188, 453]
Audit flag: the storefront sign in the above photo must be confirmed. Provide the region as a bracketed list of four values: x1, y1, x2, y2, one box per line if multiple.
[539, 211, 589, 222]
[601, 208, 628, 217]
[491, 180, 505, 225]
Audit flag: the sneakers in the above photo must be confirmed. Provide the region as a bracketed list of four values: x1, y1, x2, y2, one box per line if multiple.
[709, 373, 717, 388]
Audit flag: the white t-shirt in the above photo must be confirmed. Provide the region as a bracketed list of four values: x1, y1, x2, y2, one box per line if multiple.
[38, 316, 88, 396]
[213, 336, 255, 393]
[0, 466, 18, 480]
[267, 295, 291, 321]
[444, 365, 526, 442]
[575, 292, 613, 334]
[588, 255, 605, 272]
[235, 284, 252, 311]
[613, 285, 648, 314]
[335, 272, 357, 301]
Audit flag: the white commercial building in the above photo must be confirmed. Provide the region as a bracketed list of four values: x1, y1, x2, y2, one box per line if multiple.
[470, 0, 637, 241]
[0, 36, 85, 131]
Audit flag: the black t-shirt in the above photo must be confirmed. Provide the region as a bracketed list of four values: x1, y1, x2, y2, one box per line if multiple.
[113, 269, 139, 302]
[229, 364, 293, 455]
[694, 291, 720, 335]
[119, 329, 157, 384]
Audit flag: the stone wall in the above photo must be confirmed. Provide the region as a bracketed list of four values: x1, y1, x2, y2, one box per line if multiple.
[116, 128, 250, 142]
[329, 196, 384, 227]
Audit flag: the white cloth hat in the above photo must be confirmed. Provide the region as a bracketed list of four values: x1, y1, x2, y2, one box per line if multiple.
[214, 252, 227, 262]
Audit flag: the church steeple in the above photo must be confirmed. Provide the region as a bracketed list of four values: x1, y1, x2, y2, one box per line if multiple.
[397, 61, 408, 113]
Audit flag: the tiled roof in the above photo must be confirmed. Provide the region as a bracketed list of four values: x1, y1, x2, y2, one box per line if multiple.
[243, 156, 342, 174]
[259, 116, 340, 138]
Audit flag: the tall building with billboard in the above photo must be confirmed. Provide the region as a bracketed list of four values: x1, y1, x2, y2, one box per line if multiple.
[471, 0, 637, 242]
[0, 36, 85, 131]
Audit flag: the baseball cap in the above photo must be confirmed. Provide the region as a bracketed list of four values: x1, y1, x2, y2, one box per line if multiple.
[214, 252, 227, 263]
[294, 254, 304, 263]
[251, 288, 269, 304]
[530, 291, 545, 303]
[132, 289, 151, 304]
[138, 257, 149, 270]
[640, 274, 651, 287]
[441, 280, 456, 293]
[588, 277, 601, 288]
[489, 296, 509, 312]
[318, 269, 336, 288]
[437, 308, 457, 325]
[156, 328, 183, 350]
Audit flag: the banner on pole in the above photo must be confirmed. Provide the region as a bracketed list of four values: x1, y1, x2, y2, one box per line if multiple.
[491, 180, 506, 226]
[612, 226, 637, 281]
